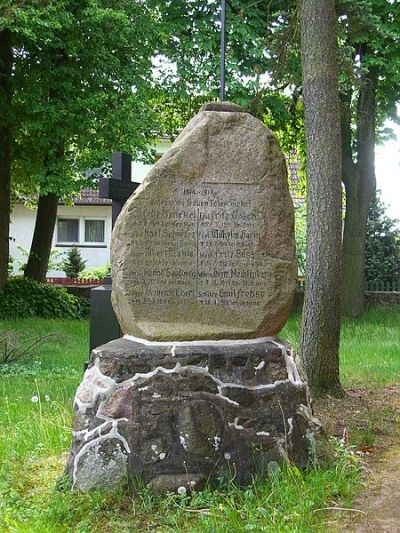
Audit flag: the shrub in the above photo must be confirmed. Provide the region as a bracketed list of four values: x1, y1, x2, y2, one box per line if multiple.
[80, 263, 110, 281]
[7, 255, 13, 274]
[365, 191, 400, 284]
[15, 246, 65, 274]
[0, 278, 89, 320]
[63, 247, 86, 278]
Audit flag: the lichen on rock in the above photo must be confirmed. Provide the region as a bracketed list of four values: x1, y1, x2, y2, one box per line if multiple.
[66, 337, 331, 492]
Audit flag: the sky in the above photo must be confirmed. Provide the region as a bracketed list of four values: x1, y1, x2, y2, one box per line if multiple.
[375, 120, 400, 225]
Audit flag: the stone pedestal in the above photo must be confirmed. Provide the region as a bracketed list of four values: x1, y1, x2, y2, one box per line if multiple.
[66, 336, 329, 493]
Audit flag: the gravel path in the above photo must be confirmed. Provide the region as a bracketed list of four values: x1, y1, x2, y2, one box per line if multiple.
[315, 386, 400, 533]
[348, 446, 400, 532]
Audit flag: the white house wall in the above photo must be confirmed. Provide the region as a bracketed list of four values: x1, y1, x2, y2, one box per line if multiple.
[10, 204, 112, 277]
[131, 140, 172, 182]
[10, 138, 173, 278]
[9, 205, 36, 273]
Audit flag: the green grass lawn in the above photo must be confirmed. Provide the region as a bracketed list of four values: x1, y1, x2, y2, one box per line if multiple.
[0, 307, 398, 532]
[281, 307, 400, 388]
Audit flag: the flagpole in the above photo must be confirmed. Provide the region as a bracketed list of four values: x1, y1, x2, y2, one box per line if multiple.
[220, 0, 226, 101]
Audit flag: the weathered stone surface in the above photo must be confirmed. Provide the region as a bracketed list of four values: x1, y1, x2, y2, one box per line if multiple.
[149, 473, 207, 494]
[111, 105, 297, 341]
[200, 101, 245, 112]
[73, 438, 129, 492]
[66, 337, 331, 492]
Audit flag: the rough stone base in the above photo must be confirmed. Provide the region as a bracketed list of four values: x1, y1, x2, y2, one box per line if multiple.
[66, 336, 331, 493]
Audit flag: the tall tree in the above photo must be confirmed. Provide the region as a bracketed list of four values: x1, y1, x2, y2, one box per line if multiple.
[0, 28, 12, 288]
[338, 0, 400, 315]
[300, 0, 343, 397]
[341, 62, 377, 315]
[2, 0, 160, 281]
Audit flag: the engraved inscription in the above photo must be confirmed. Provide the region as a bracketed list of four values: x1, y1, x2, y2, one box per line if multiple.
[112, 109, 297, 340]
[125, 183, 269, 310]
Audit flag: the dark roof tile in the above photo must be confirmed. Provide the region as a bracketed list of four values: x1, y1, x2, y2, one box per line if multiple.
[59, 188, 112, 206]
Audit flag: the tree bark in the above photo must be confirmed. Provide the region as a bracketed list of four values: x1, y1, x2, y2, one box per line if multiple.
[24, 193, 58, 282]
[342, 64, 377, 316]
[300, 0, 343, 397]
[0, 29, 12, 289]
[25, 142, 64, 282]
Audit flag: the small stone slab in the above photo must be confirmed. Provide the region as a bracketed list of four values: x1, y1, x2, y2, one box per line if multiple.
[200, 101, 246, 112]
[111, 104, 297, 341]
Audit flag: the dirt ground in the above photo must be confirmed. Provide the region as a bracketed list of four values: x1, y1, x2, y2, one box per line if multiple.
[314, 385, 400, 532]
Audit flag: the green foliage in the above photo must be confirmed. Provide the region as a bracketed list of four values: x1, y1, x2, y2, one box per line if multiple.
[80, 263, 110, 281]
[154, 0, 400, 164]
[294, 206, 307, 276]
[337, 0, 400, 134]
[365, 192, 400, 283]
[151, 92, 210, 139]
[15, 245, 65, 274]
[2, 0, 162, 200]
[0, 278, 89, 320]
[63, 247, 86, 279]
[153, 1, 304, 154]
[0, 330, 62, 365]
[155, 1, 297, 97]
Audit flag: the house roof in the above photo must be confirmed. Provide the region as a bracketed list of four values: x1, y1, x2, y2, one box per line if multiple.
[58, 188, 112, 206]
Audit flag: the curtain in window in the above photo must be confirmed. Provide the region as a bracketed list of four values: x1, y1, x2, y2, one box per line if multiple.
[57, 219, 79, 243]
[85, 220, 105, 243]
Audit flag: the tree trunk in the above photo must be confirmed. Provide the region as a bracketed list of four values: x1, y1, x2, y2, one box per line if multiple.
[299, 0, 343, 397]
[342, 64, 377, 316]
[24, 193, 58, 282]
[342, 176, 370, 315]
[25, 142, 64, 283]
[0, 29, 12, 289]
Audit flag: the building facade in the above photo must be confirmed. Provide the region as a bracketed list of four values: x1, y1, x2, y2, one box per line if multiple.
[9, 140, 172, 277]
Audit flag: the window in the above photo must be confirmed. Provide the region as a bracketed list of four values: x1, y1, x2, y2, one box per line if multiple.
[57, 218, 79, 243]
[56, 217, 106, 246]
[85, 219, 105, 243]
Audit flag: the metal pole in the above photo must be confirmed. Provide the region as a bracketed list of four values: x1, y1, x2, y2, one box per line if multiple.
[220, 0, 226, 101]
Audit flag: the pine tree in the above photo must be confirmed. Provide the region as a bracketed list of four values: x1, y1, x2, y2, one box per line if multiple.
[63, 247, 86, 279]
[365, 192, 400, 284]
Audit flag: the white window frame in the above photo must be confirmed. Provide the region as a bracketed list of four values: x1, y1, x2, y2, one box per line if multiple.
[56, 216, 80, 245]
[83, 217, 106, 245]
[56, 216, 107, 247]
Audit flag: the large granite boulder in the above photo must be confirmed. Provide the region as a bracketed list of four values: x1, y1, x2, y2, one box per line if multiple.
[66, 337, 331, 493]
[111, 104, 297, 341]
